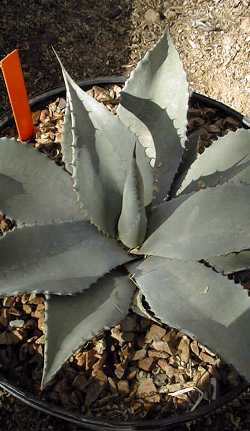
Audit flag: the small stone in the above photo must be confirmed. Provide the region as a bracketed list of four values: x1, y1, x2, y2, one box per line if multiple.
[154, 373, 167, 387]
[144, 8, 160, 24]
[196, 370, 210, 390]
[145, 393, 160, 403]
[75, 352, 86, 367]
[108, 377, 117, 391]
[12, 328, 25, 340]
[9, 319, 25, 328]
[190, 340, 200, 357]
[3, 297, 14, 307]
[178, 336, 190, 363]
[21, 294, 30, 304]
[29, 295, 44, 305]
[85, 350, 97, 370]
[127, 369, 137, 380]
[138, 357, 154, 372]
[36, 303, 44, 312]
[158, 360, 175, 378]
[40, 109, 49, 122]
[94, 339, 106, 356]
[132, 348, 146, 361]
[167, 383, 185, 393]
[114, 363, 125, 379]
[36, 335, 45, 344]
[38, 318, 45, 332]
[57, 97, 67, 110]
[23, 304, 32, 314]
[148, 350, 169, 359]
[92, 369, 107, 384]
[145, 324, 166, 343]
[117, 380, 129, 395]
[32, 111, 41, 125]
[199, 351, 217, 365]
[92, 86, 111, 103]
[31, 309, 43, 319]
[55, 132, 62, 143]
[152, 340, 172, 354]
[111, 325, 124, 344]
[137, 378, 157, 398]
[162, 329, 177, 343]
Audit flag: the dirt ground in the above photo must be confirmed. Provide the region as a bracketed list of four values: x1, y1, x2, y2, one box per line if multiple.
[0, 0, 249, 121]
[0, 0, 250, 430]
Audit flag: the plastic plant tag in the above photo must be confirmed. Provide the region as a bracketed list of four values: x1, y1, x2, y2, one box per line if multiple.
[0, 49, 33, 141]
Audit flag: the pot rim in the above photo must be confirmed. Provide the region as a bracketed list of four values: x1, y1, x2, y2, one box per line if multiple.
[0, 76, 249, 430]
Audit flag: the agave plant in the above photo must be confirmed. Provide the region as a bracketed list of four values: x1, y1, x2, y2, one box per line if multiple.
[1, 33, 250, 389]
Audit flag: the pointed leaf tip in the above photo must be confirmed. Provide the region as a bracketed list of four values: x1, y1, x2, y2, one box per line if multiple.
[57, 55, 143, 237]
[0, 220, 131, 296]
[131, 256, 250, 381]
[42, 271, 135, 386]
[118, 142, 147, 249]
[118, 32, 189, 204]
[0, 137, 82, 225]
[142, 182, 250, 260]
[178, 128, 250, 195]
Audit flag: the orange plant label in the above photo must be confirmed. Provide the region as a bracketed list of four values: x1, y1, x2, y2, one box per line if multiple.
[0, 49, 34, 141]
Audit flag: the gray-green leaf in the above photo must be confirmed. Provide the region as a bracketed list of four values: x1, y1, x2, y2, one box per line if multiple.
[0, 138, 82, 224]
[0, 220, 131, 295]
[61, 99, 73, 174]
[118, 144, 147, 248]
[43, 271, 135, 386]
[178, 129, 250, 195]
[57, 58, 139, 237]
[139, 182, 250, 260]
[208, 250, 250, 274]
[128, 256, 250, 381]
[117, 32, 189, 203]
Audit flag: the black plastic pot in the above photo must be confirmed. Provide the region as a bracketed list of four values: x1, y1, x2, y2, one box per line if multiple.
[0, 77, 249, 430]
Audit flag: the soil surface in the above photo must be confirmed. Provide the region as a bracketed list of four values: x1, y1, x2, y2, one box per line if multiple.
[0, 0, 249, 122]
[0, 0, 250, 430]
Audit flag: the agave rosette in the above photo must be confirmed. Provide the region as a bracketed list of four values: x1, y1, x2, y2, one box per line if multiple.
[1, 33, 250, 387]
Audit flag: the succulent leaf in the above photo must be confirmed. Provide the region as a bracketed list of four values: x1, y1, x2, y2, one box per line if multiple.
[178, 129, 250, 195]
[56, 56, 151, 237]
[118, 143, 147, 248]
[128, 256, 250, 380]
[0, 221, 131, 295]
[146, 192, 190, 236]
[139, 182, 250, 260]
[117, 32, 189, 203]
[208, 250, 250, 274]
[60, 99, 73, 174]
[43, 271, 135, 386]
[0, 138, 82, 224]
